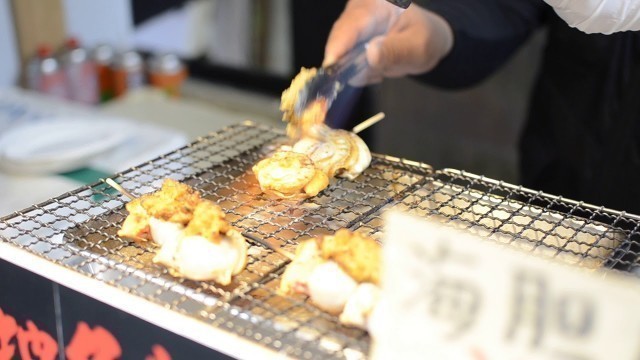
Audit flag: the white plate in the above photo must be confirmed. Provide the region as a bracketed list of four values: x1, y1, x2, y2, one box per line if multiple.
[0, 117, 133, 175]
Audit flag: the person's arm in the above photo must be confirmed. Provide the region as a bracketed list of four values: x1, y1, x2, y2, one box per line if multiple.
[324, 0, 455, 85]
[417, 0, 547, 89]
[324, 0, 547, 89]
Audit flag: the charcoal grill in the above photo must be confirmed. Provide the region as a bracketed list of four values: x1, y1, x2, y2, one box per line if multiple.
[1, 122, 639, 359]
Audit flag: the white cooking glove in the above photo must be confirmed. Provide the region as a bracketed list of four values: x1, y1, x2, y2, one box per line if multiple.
[324, 0, 453, 85]
[545, 0, 640, 34]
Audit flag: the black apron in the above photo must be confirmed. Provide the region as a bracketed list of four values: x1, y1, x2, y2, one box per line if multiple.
[520, 16, 640, 214]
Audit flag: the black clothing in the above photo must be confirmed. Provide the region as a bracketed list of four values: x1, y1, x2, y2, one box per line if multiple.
[415, 0, 640, 214]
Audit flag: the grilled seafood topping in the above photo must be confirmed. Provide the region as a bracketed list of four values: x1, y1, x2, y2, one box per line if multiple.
[119, 197, 152, 241]
[184, 200, 230, 242]
[320, 228, 380, 284]
[118, 179, 200, 241]
[280, 67, 322, 139]
[138, 178, 200, 224]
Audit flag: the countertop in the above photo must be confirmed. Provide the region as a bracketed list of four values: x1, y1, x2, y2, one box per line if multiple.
[0, 83, 284, 216]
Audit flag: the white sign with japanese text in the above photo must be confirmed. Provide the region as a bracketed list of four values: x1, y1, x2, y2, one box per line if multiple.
[371, 211, 640, 360]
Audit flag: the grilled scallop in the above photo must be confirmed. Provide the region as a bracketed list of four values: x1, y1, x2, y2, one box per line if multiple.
[279, 230, 381, 329]
[292, 126, 371, 180]
[307, 261, 358, 314]
[252, 131, 369, 199]
[252, 150, 329, 199]
[279, 239, 358, 315]
[148, 217, 184, 246]
[153, 200, 247, 285]
[155, 229, 247, 284]
[279, 239, 323, 296]
[340, 131, 371, 180]
[255, 67, 372, 200]
[339, 283, 380, 329]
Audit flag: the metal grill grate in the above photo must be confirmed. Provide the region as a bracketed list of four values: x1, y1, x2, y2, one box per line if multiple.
[1, 122, 639, 359]
[356, 169, 640, 271]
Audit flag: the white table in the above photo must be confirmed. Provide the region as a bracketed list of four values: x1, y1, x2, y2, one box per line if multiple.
[0, 85, 282, 217]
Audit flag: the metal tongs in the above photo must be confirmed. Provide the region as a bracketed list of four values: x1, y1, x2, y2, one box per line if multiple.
[292, 0, 411, 118]
[293, 42, 369, 118]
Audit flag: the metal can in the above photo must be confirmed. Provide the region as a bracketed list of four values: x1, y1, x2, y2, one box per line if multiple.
[25, 44, 68, 99]
[92, 44, 116, 103]
[59, 37, 99, 105]
[112, 50, 145, 98]
[148, 53, 187, 97]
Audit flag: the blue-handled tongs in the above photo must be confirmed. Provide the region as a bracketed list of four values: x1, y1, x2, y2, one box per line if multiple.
[293, 43, 369, 118]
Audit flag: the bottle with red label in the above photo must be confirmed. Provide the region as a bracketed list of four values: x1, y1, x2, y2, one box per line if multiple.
[59, 37, 99, 105]
[91, 44, 116, 103]
[25, 44, 68, 99]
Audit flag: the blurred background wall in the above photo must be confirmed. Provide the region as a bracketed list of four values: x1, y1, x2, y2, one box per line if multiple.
[63, 0, 133, 49]
[0, 0, 19, 87]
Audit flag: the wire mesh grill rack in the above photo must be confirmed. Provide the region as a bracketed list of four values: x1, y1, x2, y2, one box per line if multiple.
[1, 122, 640, 359]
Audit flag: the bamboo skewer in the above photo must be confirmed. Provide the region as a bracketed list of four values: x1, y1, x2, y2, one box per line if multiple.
[104, 178, 135, 200]
[101, 178, 295, 260]
[243, 234, 295, 260]
[352, 112, 385, 134]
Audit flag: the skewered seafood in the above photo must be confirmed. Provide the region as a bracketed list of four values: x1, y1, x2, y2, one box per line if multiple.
[278, 239, 323, 295]
[253, 67, 372, 199]
[118, 179, 200, 241]
[279, 229, 381, 329]
[340, 283, 381, 328]
[154, 200, 247, 284]
[280, 67, 323, 140]
[292, 126, 371, 180]
[307, 261, 358, 314]
[252, 150, 329, 199]
[118, 179, 247, 285]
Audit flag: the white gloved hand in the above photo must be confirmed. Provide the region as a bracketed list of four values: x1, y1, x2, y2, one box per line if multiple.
[545, 0, 640, 34]
[324, 0, 453, 85]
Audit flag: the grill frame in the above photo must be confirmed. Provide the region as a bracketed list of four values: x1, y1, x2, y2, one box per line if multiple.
[1, 122, 639, 359]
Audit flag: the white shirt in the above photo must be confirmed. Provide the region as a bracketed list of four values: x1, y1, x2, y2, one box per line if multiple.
[545, 0, 640, 34]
